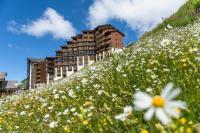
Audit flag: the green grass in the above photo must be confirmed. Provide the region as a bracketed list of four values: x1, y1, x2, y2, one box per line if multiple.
[142, 0, 200, 39]
[17, 78, 28, 90]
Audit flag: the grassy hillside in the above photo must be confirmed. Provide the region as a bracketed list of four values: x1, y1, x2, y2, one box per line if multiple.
[0, 2, 199, 133]
[17, 79, 28, 90]
[142, 0, 200, 39]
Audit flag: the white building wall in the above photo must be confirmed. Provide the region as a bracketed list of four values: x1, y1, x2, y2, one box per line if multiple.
[82, 56, 85, 66]
[88, 55, 95, 65]
[66, 66, 68, 77]
[77, 56, 80, 71]
[47, 73, 50, 85]
[60, 67, 63, 78]
[102, 51, 105, 59]
[54, 67, 62, 81]
[29, 64, 32, 89]
[77, 56, 84, 70]
[67, 66, 74, 77]
[96, 54, 98, 61]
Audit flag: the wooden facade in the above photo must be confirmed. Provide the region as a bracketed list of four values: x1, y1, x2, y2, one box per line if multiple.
[27, 58, 47, 89]
[52, 24, 124, 81]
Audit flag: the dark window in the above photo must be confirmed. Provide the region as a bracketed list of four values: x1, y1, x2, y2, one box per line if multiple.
[68, 66, 72, 71]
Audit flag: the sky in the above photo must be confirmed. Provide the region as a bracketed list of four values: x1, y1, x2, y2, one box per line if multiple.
[0, 0, 186, 82]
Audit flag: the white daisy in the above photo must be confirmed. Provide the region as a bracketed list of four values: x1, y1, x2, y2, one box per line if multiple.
[24, 105, 30, 109]
[68, 89, 75, 97]
[115, 106, 133, 121]
[81, 78, 88, 84]
[48, 106, 53, 110]
[53, 94, 59, 99]
[146, 88, 153, 93]
[44, 114, 50, 119]
[70, 107, 76, 112]
[49, 121, 58, 128]
[97, 90, 103, 95]
[160, 39, 171, 47]
[63, 109, 69, 115]
[20, 111, 26, 116]
[133, 82, 186, 125]
[167, 24, 173, 29]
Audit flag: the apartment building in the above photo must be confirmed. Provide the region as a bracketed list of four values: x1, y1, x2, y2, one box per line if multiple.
[27, 58, 46, 89]
[94, 24, 124, 60]
[28, 24, 124, 89]
[0, 72, 18, 96]
[53, 24, 124, 81]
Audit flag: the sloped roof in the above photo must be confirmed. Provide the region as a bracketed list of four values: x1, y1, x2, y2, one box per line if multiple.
[27, 58, 45, 62]
[0, 80, 18, 91]
[94, 24, 125, 36]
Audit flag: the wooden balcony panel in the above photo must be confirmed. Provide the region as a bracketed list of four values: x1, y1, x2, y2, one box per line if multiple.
[73, 48, 78, 51]
[47, 65, 54, 67]
[47, 67, 54, 70]
[47, 70, 54, 73]
[62, 49, 68, 52]
[78, 47, 84, 50]
[68, 48, 73, 51]
[55, 62, 63, 66]
[95, 32, 104, 39]
[105, 40, 112, 45]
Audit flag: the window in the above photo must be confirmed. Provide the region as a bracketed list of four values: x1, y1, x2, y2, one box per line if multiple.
[90, 55, 95, 60]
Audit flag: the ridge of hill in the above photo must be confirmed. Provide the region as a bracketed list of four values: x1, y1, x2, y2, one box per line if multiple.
[141, 0, 200, 39]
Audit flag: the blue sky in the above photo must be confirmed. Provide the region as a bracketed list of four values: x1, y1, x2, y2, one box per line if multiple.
[0, 0, 186, 81]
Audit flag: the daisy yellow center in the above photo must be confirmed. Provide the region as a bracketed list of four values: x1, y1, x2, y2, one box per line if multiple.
[63, 126, 70, 132]
[128, 111, 132, 116]
[82, 120, 89, 125]
[140, 129, 149, 133]
[152, 96, 166, 107]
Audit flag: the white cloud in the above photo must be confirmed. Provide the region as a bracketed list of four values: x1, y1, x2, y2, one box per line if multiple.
[87, 0, 187, 33]
[8, 8, 76, 40]
[8, 20, 21, 34]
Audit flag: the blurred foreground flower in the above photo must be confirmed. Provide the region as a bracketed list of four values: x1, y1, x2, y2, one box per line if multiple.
[115, 106, 132, 121]
[133, 82, 186, 125]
